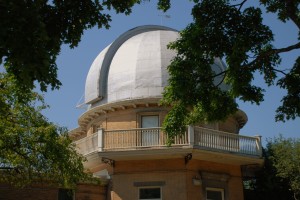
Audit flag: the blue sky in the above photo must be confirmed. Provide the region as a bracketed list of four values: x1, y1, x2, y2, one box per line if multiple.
[41, 1, 299, 145]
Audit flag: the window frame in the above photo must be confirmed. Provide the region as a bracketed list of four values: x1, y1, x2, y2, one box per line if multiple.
[58, 188, 74, 200]
[138, 186, 162, 200]
[138, 112, 161, 128]
[140, 114, 160, 146]
[141, 115, 159, 128]
[206, 187, 225, 200]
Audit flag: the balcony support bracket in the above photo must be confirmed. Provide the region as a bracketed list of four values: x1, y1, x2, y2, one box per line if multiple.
[185, 153, 192, 165]
[102, 157, 115, 167]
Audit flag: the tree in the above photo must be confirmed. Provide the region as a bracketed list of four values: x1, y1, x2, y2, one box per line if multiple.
[161, 0, 300, 139]
[267, 136, 300, 200]
[0, 0, 173, 91]
[0, 0, 171, 186]
[0, 0, 146, 91]
[0, 73, 88, 187]
[245, 136, 300, 200]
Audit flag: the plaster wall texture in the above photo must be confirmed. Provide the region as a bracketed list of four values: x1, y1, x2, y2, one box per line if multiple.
[109, 158, 243, 200]
[83, 106, 240, 137]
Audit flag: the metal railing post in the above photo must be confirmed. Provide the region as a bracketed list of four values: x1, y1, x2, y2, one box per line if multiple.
[98, 128, 104, 151]
[188, 125, 194, 146]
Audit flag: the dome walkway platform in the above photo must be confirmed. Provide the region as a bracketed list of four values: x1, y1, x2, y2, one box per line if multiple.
[74, 126, 263, 167]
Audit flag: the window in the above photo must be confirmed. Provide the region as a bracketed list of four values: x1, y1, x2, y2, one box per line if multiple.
[139, 187, 161, 200]
[141, 115, 159, 146]
[58, 189, 73, 200]
[141, 115, 159, 128]
[206, 188, 224, 200]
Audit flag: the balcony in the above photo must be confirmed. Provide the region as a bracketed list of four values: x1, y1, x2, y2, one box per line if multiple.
[74, 126, 262, 159]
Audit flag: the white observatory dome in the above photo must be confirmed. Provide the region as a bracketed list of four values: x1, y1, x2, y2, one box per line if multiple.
[84, 25, 227, 108]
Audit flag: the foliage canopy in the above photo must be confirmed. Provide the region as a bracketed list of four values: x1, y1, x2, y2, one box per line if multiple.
[0, 73, 88, 187]
[0, 0, 170, 185]
[247, 136, 300, 200]
[161, 0, 300, 138]
[0, 0, 151, 91]
[267, 136, 300, 199]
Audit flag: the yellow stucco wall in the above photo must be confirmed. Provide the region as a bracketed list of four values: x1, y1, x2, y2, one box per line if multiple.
[108, 158, 244, 200]
[84, 105, 241, 137]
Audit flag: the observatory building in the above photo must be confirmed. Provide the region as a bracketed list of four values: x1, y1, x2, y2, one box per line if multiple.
[70, 25, 263, 200]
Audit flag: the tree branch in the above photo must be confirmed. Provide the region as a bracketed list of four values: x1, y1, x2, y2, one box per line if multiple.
[230, 0, 248, 11]
[209, 42, 300, 84]
[212, 69, 228, 78]
[271, 67, 288, 76]
[0, 167, 14, 170]
[246, 42, 300, 69]
[215, 70, 227, 87]
[285, 0, 300, 30]
[208, 69, 229, 87]
[273, 42, 300, 54]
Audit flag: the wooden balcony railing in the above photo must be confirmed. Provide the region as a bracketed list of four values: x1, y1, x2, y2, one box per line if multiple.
[74, 126, 262, 157]
[193, 127, 262, 156]
[104, 128, 188, 150]
[75, 133, 98, 156]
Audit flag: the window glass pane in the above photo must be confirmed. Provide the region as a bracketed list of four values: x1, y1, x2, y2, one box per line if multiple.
[139, 188, 161, 199]
[206, 188, 224, 200]
[58, 189, 73, 200]
[141, 116, 159, 128]
[141, 115, 159, 146]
